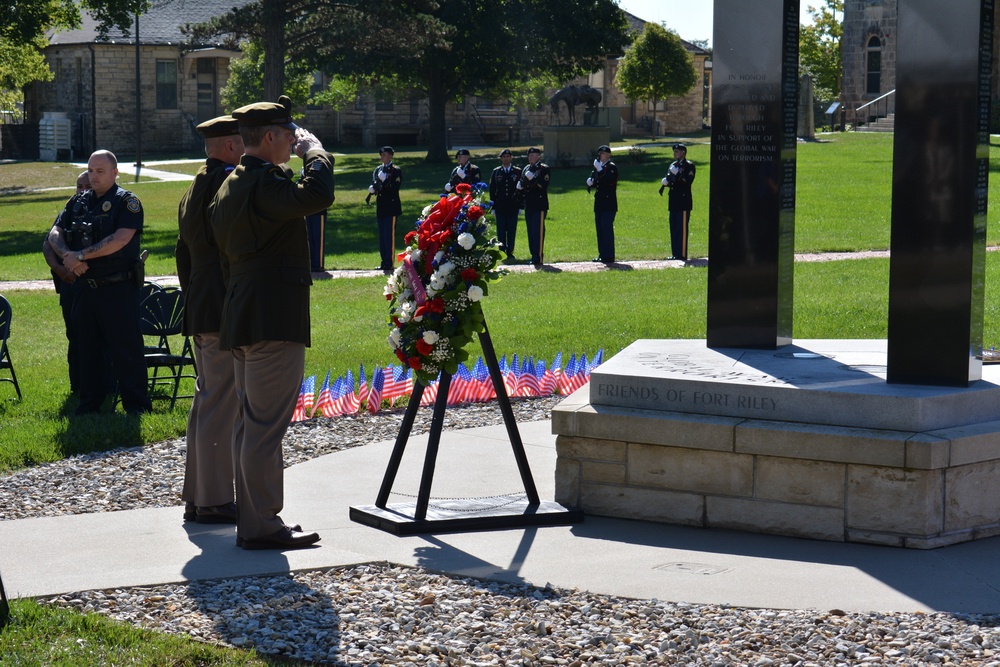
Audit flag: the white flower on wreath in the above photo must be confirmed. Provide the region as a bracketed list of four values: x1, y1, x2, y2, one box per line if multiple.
[399, 301, 415, 323]
[439, 261, 456, 275]
[434, 250, 445, 264]
[457, 232, 476, 250]
[467, 285, 484, 302]
[388, 329, 402, 349]
[423, 330, 440, 344]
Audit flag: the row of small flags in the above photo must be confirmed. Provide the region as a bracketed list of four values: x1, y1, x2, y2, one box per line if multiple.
[290, 351, 604, 422]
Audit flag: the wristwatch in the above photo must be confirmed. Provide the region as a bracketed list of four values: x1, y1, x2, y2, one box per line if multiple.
[76, 252, 85, 262]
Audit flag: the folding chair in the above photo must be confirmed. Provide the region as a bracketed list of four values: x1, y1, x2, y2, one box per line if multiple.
[138, 287, 197, 409]
[0, 295, 22, 400]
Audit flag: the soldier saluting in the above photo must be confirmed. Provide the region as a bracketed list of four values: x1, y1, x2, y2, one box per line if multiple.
[444, 148, 481, 192]
[368, 146, 402, 273]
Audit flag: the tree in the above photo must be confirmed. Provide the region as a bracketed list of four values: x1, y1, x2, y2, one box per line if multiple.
[0, 38, 53, 120]
[220, 39, 312, 112]
[615, 23, 698, 140]
[799, 0, 843, 101]
[309, 0, 632, 160]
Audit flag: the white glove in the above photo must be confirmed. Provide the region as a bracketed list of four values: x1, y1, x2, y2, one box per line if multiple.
[378, 170, 387, 182]
[524, 170, 536, 181]
[368, 185, 376, 194]
[669, 164, 680, 175]
[661, 177, 668, 186]
[293, 128, 323, 158]
[516, 181, 523, 190]
[456, 167, 466, 179]
[586, 177, 594, 187]
[593, 159, 603, 171]
[444, 182, 453, 192]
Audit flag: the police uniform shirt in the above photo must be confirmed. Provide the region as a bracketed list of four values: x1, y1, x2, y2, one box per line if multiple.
[55, 183, 143, 278]
[489, 163, 523, 214]
[666, 159, 696, 211]
[521, 162, 551, 212]
[592, 161, 619, 212]
[372, 163, 403, 218]
[176, 157, 235, 335]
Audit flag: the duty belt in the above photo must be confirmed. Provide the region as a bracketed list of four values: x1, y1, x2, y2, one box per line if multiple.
[84, 271, 133, 288]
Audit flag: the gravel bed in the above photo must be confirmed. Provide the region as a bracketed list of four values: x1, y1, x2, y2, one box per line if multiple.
[9, 395, 1000, 665]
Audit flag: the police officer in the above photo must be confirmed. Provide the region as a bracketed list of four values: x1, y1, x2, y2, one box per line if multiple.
[368, 146, 402, 273]
[517, 147, 550, 267]
[210, 95, 334, 550]
[661, 142, 696, 262]
[444, 148, 481, 192]
[588, 144, 618, 265]
[47, 150, 152, 416]
[42, 171, 90, 392]
[488, 148, 522, 261]
[175, 115, 244, 525]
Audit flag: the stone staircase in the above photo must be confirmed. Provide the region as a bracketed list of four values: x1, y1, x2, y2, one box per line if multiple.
[857, 113, 895, 132]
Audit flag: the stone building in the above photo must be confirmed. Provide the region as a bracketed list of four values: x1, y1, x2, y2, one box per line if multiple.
[842, 0, 1000, 127]
[21, 4, 710, 159]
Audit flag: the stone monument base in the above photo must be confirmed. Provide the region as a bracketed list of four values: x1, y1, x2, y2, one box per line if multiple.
[542, 126, 611, 167]
[552, 340, 1000, 548]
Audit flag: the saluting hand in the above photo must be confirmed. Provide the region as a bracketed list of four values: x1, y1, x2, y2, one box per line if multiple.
[293, 128, 324, 158]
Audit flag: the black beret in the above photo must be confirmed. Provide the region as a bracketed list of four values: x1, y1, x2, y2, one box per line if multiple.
[232, 95, 299, 129]
[379, 145, 394, 155]
[455, 148, 471, 157]
[499, 148, 512, 157]
[196, 115, 240, 138]
[526, 147, 541, 155]
[597, 144, 611, 153]
[672, 143, 687, 151]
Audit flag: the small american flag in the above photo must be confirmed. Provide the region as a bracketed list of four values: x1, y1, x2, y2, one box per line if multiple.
[357, 364, 368, 407]
[367, 367, 385, 413]
[562, 354, 591, 394]
[419, 374, 440, 406]
[470, 357, 495, 401]
[290, 375, 315, 422]
[516, 357, 541, 397]
[342, 369, 361, 413]
[312, 371, 335, 418]
[381, 365, 413, 405]
[449, 363, 474, 404]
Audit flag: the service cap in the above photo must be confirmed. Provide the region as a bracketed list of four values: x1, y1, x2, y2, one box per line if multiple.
[455, 148, 471, 157]
[526, 146, 541, 155]
[232, 95, 299, 130]
[379, 145, 394, 155]
[597, 144, 612, 154]
[499, 148, 513, 157]
[672, 142, 687, 151]
[196, 115, 240, 138]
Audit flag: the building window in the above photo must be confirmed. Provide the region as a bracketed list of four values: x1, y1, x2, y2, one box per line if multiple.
[375, 101, 394, 111]
[156, 60, 177, 109]
[866, 36, 882, 96]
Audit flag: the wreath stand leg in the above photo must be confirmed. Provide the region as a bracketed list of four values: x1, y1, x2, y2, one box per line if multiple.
[0, 569, 9, 629]
[350, 321, 583, 535]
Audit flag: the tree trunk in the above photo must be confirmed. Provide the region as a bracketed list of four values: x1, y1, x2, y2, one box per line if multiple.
[651, 104, 658, 140]
[262, 0, 285, 100]
[425, 68, 450, 162]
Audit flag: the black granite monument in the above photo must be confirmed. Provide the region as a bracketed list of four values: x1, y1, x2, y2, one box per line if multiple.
[886, 0, 993, 387]
[707, 0, 798, 349]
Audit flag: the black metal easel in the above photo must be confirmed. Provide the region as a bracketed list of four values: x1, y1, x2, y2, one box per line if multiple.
[349, 321, 583, 535]
[0, 569, 9, 629]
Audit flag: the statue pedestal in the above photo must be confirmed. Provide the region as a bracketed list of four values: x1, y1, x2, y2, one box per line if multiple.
[553, 339, 1000, 548]
[543, 126, 611, 167]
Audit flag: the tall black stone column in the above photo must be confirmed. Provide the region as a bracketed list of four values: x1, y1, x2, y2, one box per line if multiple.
[707, 0, 798, 349]
[886, 0, 993, 387]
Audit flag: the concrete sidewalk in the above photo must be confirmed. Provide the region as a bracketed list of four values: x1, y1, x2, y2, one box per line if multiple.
[3, 419, 1000, 613]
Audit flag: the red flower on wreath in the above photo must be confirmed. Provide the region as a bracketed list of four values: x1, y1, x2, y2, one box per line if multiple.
[395, 349, 407, 363]
[461, 268, 479, 282]
[415, 339, 433, 355]
[455, 183, 472, 196]
[467, 205, 484, 221]
[408, 356, 423, 370]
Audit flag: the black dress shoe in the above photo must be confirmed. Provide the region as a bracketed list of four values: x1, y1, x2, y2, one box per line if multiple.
[235, 524, 301, 547]
[239, 525, 317, 550]
[195, 502, 238, 524]
[591, 257, 603, 263]
[183, 502, 196, 523]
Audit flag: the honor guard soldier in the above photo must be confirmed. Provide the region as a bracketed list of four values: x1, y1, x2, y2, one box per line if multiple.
[517, 147, 550, 267]
[47, 150, 152, 416]
[368, 146, 403, 273]
[488, 148, 522, 261]
[210, 95, 335, 550]
[175, 115, 245, 526]
[660, 142, 696, 262]
[587, 144, 618, 265]
[444, 148, 481, 192]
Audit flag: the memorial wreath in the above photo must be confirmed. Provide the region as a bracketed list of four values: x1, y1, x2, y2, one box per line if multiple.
[384, 182, 505, 385]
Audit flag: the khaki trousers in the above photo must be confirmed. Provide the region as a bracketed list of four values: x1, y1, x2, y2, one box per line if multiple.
[182, 332, 237, 508]
[231, 340, 305, 539]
